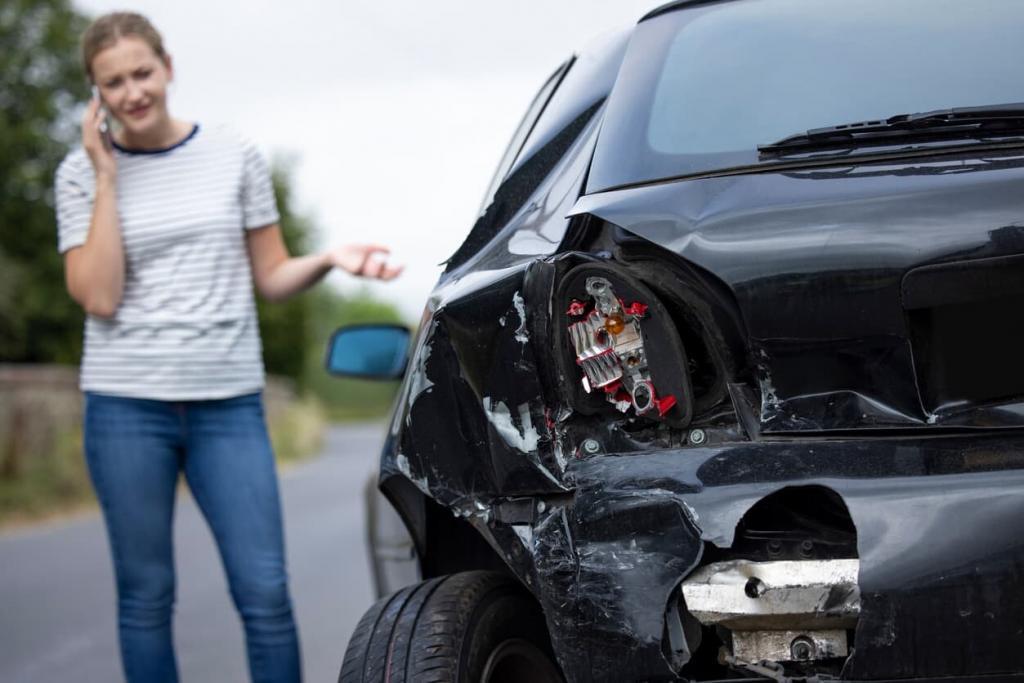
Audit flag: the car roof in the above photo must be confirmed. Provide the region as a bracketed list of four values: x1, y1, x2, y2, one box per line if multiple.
[642, 0, 739, 22]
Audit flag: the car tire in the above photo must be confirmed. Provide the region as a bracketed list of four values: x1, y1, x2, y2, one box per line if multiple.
[339, 570, 564, 683]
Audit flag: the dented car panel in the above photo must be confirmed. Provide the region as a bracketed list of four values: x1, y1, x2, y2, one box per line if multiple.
[368, 2, 1024, 681]
[381, 216, 1024, 681]
[570, 159, 1024, 433]
[553, 441, 1024, 680]
[385, 390, 1024, 680]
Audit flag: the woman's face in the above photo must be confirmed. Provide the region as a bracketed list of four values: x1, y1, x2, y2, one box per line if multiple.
[90, 36, 173, 139]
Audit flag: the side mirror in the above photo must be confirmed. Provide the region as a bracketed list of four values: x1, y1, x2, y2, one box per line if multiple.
[325, 324, 411, 380]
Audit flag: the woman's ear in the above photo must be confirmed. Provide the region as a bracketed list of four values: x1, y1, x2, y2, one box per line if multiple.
[163, 53, 175, 81]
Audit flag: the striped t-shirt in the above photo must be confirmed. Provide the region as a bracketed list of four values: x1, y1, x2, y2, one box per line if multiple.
[55, 124, 279, 400]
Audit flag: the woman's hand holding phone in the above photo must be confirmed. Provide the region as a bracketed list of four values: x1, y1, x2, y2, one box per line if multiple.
[83, 89, 117, 180]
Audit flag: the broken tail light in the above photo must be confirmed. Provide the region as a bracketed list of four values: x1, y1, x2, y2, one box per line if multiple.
[558, 264, 693, 427]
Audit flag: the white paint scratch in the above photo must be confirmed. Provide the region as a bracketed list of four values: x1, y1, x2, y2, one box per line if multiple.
[512, 291, 529, 344]
[758, 373, 780, 419]
[482, 398, 541, 453]
[395, 453, 430, 493]
[553, 439, 568, 472]
[408, 342, 435, 401]
[512, 524, 534, 549]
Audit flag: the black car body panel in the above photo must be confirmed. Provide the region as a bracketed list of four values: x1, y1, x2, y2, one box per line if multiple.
[572, 156, 1024, 432]
[549, 438, 1024, 680]
[367, 2, 1024, 681]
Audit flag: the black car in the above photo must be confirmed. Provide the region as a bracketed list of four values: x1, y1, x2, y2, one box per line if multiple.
[328, 1, 1024, 681]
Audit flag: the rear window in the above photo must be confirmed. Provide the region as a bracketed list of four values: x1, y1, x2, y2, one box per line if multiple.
[588, 0, 1024, 192]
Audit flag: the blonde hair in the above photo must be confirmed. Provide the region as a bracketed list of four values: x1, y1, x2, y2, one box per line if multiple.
[81, 12, 168, 82]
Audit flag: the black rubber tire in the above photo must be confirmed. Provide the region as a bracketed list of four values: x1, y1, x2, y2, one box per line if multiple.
[339, 571, 563, 683]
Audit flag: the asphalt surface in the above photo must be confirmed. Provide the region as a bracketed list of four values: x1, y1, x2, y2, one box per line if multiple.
[0, 423, 385, 683]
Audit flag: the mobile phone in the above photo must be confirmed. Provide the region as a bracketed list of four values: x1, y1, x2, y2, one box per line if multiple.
[91, 85, 113, 151]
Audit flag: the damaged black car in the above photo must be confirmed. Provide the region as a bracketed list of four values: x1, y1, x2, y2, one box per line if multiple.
[330, 1, 1024, 681]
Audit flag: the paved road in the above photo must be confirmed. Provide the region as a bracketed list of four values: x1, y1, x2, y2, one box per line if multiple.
[0, 423, 385, 683]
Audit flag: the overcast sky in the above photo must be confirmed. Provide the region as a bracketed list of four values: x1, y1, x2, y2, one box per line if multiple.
[74, 0, 661, 319]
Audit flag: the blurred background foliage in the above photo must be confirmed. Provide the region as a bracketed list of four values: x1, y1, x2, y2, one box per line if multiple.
[263, 162, 407, 418]
[1, 0, 409, 523]
[0, 0, 90, 364]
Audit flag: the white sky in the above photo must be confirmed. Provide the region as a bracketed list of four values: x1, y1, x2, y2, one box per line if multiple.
[74, 0, 661, 319]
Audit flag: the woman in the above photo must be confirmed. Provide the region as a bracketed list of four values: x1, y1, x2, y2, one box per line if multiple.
[54, 12, 400, 683]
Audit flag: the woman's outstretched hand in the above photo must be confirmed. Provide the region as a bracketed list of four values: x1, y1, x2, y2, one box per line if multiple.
[326, 244, 403, 280]
[247, 230, 402, 302]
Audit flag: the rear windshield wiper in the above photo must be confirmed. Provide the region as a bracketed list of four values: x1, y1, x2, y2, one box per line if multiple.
[758, 103, 1024, 156]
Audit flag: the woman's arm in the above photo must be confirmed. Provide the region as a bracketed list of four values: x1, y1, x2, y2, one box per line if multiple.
[64, 98, 124, 318]
[246, 224, 402, 302]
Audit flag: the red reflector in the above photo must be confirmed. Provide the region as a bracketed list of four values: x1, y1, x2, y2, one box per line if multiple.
[654, 394, 677, 417]
[624, 302, 649, 317]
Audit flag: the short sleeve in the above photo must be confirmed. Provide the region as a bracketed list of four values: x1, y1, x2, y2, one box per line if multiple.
[240, 139, 280, 229]
[54, 155, 93, 253]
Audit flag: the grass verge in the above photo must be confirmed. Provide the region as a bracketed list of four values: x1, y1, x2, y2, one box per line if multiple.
[0, 396, 330, 530]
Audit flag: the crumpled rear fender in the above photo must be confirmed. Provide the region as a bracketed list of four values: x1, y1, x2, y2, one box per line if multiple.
[484, 435, 1024, 681]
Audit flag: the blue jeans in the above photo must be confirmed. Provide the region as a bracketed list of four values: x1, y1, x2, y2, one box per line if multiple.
[84, 392, 301, 683]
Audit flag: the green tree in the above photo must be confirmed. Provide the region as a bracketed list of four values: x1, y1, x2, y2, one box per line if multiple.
[0, 0, 89, 362]
[256, 160, 311, 385]
[258, 161, 408, 412]
[303, 286, 406, 419]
